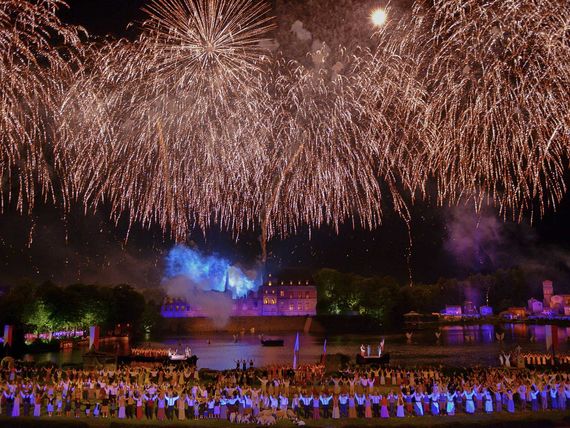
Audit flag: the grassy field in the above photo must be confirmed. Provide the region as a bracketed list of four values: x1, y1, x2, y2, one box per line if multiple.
[1, 412, 570, 428]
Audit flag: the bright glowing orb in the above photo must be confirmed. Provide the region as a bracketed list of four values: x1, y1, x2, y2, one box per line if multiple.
[370, 8, 387, 27]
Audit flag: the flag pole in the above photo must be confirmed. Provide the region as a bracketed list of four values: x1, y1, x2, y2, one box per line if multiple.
[293, 332, 300, 370]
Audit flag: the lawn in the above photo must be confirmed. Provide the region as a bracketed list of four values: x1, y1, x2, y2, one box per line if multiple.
[1, 412, 570, 428]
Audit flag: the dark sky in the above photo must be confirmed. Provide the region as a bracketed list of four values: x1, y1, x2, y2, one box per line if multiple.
[1, 182, 568, 292]
[0, 0, 569, 293]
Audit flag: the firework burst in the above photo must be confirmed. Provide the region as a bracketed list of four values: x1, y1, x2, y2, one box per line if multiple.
[55, 38, 273, 242]
[141, 0, 275, 98]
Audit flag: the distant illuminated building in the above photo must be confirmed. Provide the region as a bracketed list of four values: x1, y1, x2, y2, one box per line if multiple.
[260, 277, 317, 316]
[442, 305, 462, 317]
[441, 300, 493, 319]
[540, 280, 570, 315]
[543, 280, 553, 307]
[550, 295, 565, 313]
[500, 307, 527, 320]
[528, 298, 543, 314]
[463, 300, 478, 316]
[161, 274, 317, 318]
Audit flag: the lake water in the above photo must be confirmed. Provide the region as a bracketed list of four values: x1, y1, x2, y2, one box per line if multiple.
[27, 323, 570, 370]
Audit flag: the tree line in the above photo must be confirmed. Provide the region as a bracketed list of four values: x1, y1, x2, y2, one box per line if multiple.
[314, 267, 533, 327]
[0, 281, 161, 339]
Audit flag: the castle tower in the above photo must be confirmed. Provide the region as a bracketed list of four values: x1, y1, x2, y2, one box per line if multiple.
[543, 280, 553, 308]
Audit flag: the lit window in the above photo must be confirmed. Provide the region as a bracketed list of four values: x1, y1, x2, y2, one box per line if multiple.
[280, 291, 284, 297]
[264, 298, 268, 304]
[289, 304, 294, 311]
[305, 292, 310, 299]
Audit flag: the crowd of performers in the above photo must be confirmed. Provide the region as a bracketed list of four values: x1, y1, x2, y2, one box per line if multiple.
[521, 353, 570, 367]
[498, 348, 570, 369]
[0, 363, 569, 423]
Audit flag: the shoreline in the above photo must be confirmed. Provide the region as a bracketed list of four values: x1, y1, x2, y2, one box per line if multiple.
[157, 315, 570, 335]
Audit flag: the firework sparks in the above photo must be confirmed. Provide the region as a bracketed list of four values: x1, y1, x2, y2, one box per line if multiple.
[412, 0, 570, 219]
[141, 0, 276, 97]
[2, 0, 569, 265]
[0, 0, 81, 215]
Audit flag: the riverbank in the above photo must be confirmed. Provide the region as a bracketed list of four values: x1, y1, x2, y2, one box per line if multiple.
[407, 317, 570, 329]
[157, 314, 570, 336]
[2, 412, 570, 428]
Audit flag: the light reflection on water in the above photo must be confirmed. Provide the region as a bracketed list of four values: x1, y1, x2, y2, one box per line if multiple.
[28, 324, 569, 370]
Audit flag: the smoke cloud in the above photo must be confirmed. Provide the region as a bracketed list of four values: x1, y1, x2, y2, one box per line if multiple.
[162, 275, 235, 327]
[444, 205, 570, 293]
[161, 245, 261, 325]
[290, 20, 312, 42]
[444, 205, 502, 272]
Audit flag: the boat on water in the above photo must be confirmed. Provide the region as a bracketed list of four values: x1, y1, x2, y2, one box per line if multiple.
[168, 347, 192, 361]
[260, 336, 284, 347]
[356, 353, 390, 366]
[122, 346, 198, 365]
[120, 353, 198, 365]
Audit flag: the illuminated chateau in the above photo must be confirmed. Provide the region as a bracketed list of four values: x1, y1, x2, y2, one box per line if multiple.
[161, 274, 317, 318]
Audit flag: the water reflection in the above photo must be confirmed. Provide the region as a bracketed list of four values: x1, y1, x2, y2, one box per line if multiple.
[481, 324, 494, 343]
[510, 323, 528, 339]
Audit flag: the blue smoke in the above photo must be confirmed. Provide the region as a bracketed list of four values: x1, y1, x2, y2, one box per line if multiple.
[164, 245, 258, 298]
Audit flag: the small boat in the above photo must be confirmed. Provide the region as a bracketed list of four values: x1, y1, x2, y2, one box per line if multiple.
[356, 353, 390, 366]
[260, 337, 284, 347]
[167, 347, 196, 362]
[120, 353, 198, 366]
[169, 354, 188, 361]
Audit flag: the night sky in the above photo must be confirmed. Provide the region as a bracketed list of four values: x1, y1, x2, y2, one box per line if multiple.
[0, 0, 569, 293]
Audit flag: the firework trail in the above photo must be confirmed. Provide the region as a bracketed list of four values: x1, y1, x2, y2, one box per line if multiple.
[0, 0, 81, 216]
[411, 0, 570, 219]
